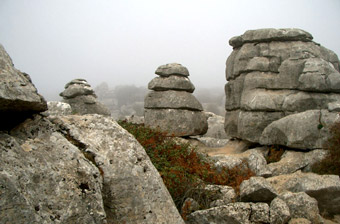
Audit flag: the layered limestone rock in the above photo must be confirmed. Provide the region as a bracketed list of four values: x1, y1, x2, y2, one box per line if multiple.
[224, 28, 340, 149]
[60, 79, 111, 116]
[145, 63, 208, 136]
[0, 44, 47, 129]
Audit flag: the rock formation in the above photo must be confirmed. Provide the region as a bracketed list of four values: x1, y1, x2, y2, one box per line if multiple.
[224, 28, 340, 149]
[144, 63, 208, 136]
[0, 44, 184, 223]
[0, 44, 47, 129]
[60, 79, 111, 116]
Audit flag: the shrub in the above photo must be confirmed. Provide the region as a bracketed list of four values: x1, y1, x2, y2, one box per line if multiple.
[265, 145, 285, 164]
[118, 120, 254, 213]
[312, 121, 340, 176]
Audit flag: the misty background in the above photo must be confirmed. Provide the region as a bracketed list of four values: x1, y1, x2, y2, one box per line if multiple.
[1, 0, 340, 117]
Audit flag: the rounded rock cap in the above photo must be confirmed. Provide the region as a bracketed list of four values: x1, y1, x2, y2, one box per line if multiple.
[155, 63, 189, 77]
[229, 28, 313, 48]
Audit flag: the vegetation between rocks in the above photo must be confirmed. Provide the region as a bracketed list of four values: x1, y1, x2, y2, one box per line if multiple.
[118, 120, 254, 214]
[312, 121, 340, 176]
[265, 145, 285, 164]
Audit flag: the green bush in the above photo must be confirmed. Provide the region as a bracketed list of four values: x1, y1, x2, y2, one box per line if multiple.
[118, 120, 254, 213]
[312, 121, 340, 176]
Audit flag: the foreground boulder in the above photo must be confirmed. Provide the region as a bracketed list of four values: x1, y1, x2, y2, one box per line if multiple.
[268, 171, 340, 216]
[145, 63, 208, 136]
[60, 79, 111, 116]
[1, 114, 184, 223]
[224, 28, 340, 149]
[0, 44, 47, 129]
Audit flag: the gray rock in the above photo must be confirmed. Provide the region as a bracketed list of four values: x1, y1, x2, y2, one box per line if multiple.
[270, 197, 291, 224]
[328, 101, 340, 112]
[155, 63, 189, 77]
[60, 83, 94, 98]
[279, 191, 323, 224]
[186, 202, 252, 224]
[203, 184, 237, 207]
[213, 147, 271, 177]
[144, 90, 203, 111]
[237, 111, 284, 143]
[203, 113, 228, 139]
[148, 75, 195, 92]
[229, 28, 313, 48]
[197, 137, 229, 148]
[144, 108, 208, 136]
[268, 171, 340, 216]
[0, 44, 47, 128]
[0, 116, 106, 223]
[44, 101, 72, 116]
[240, 176, 277, 202]
[288, 218, 312, 224]
[50, 114, 184, 224]
[250, 203, 270, 223]
[268, 150, 328, 176]
[60, 79, 111, 116]
[260, 110, 340, 150]
[65, 95, 111, 115]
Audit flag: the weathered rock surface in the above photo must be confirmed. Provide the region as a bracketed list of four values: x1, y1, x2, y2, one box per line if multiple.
[148, 75, 195, 92]
[186, 202, 252, 224]
[267, 149, 328, 175]
[145, 63, 207, 136]
[155, 63, 189, 77]
[260, 110, 340, 150]
[44, 101, 72, 116]
[224, 28, 340, 148]
[144, 109, 208, 136]
[144, 90, 203, 111]
[270, 197, 291, 224]
[268, 171, 340, 216]
[50, 114, 184, 223]
[279, 191, 323, 224]
[203, 112, 228, 139]
[240, 176, 277, 203]
[201, 184, 237, 207]
[0, 115, 106, 223]
[0, 44, 47, 129]
[60, 79, 111, 116]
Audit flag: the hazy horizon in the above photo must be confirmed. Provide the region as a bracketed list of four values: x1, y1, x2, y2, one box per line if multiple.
[1, 0, 340, 100]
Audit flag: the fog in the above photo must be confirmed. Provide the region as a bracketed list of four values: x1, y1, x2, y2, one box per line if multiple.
[1, 0, 340, 100]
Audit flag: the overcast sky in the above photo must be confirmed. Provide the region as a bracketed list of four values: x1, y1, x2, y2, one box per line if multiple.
[1, 0, 340, 100]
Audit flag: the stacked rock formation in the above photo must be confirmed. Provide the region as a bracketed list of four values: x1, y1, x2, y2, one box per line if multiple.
[224, 28, 340, 149]
[144, 63, 208, 136]
[60, 79, 111, 116]
[0, 44, 47, 129]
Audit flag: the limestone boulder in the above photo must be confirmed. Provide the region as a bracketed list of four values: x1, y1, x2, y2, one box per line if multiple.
[144, 90, 203, 111]
[148, 75, 195, 92]
[267, 171, 340, 216]
[60, 79, 111, 116]
[44, 101, 72, 116]
[144, 109, 208, 136]
[250, 203, 270, 223]
[279, 192, 323, 224]
[260, 110, 340, 150]
[186, 203, 252, 224]
[224, 28, 340, 148]
[0, 116, 106, 223]
[270, 197, 291, 224]
[155, 63, 189, 77]
[0, 44, 47, 129]
[50, 114, 184, 224]
[240, 176, 277, 203]
[203, 113, 228, 139]
[267, 149, 328, 176]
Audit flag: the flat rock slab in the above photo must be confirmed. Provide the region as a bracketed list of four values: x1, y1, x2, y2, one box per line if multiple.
[155, 63, 189, 77]
[148, 76, 195, 92]
[144, 90, 203, 111]
[144, 108, 208, 136]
